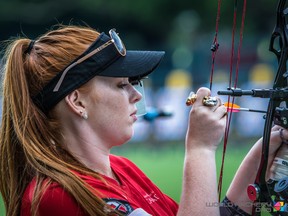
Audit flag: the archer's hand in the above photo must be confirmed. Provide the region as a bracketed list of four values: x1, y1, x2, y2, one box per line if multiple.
[269, 125, 288, 153]
[179, 87, 225, 216]
[249, 125, 288, 180]
[185, 87, 227, 152]
[266, 126, 288, 179]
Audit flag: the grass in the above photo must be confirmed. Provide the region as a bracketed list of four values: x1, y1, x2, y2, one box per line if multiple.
[0, 198, 3, 216]
[0, 138, 272, 215]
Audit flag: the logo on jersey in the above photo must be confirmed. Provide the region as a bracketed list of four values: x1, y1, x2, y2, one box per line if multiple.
[103, 198, 134, 215]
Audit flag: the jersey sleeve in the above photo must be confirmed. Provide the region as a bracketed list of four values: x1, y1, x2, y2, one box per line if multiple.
[21, 180, 85, 216]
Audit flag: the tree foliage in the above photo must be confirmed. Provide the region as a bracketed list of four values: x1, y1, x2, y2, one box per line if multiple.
[0, 0, 277, 46]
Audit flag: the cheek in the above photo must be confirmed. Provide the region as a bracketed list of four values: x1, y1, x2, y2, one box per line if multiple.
[99, 91, 130, 114]
[87, 87, 132, 130]
[96, 111, 134, 145]
[91, 96, 130, 128]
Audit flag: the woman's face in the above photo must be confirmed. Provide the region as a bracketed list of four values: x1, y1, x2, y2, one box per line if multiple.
[83, 76, 142, 147]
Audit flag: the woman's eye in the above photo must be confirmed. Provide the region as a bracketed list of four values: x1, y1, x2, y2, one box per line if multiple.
[119, 83, 130, 88]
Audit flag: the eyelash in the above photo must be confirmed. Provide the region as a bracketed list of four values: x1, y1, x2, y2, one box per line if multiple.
[118, 80, 140, 89]
[118, 82, 130, 89]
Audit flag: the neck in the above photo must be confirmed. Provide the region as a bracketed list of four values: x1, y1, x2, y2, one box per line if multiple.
[62, 127, 115, 178]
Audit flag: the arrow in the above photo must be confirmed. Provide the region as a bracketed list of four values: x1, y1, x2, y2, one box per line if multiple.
[224, 102, 267, 114]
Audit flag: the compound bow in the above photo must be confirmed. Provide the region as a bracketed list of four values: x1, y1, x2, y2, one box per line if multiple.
[218, 0, 288, 215]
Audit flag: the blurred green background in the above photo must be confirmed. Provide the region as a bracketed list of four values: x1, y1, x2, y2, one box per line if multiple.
[0, 0, 281, 215]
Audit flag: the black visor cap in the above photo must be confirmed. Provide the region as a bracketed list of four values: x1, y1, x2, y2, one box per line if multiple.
[33, 32, 165, 114]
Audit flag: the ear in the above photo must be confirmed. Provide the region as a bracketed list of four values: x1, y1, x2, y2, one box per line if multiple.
[65, 90, 86, 117]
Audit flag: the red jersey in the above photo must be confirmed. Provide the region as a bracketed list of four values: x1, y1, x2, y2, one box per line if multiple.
[21, 154, 178, 216]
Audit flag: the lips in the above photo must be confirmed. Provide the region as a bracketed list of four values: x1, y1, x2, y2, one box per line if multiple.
[130, 110, 138, 121]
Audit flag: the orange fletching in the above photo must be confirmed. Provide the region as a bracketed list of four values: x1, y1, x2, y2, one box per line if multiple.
[224, 102, 240, 108]
[224, 102, 240, 112]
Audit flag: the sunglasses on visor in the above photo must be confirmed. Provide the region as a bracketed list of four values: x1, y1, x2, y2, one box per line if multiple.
[53, 29, 126, 92]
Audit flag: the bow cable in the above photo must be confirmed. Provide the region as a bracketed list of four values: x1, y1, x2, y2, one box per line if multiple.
[212, 0, 247, 201]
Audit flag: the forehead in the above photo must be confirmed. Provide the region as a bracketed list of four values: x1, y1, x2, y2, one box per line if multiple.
[94, 76, 128, 83]
[83, 76, 128, 88]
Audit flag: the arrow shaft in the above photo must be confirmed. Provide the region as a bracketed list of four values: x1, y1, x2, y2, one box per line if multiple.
[228, 107, 266, 113]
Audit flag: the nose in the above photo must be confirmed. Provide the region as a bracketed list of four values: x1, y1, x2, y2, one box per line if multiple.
[131, 86, 142, 103]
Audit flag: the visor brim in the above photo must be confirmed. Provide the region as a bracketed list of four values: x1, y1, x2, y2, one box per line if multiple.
[98, 50, 165, 80]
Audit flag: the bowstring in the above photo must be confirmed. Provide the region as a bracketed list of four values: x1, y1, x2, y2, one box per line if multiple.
[209, 0, 222, 91]
[212, 0, 247, 201]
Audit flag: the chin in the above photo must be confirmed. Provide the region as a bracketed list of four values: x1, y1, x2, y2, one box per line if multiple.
[124, 128, 134, 140]
[123, 133, 133, 143]
[114, 132, 134, 147]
